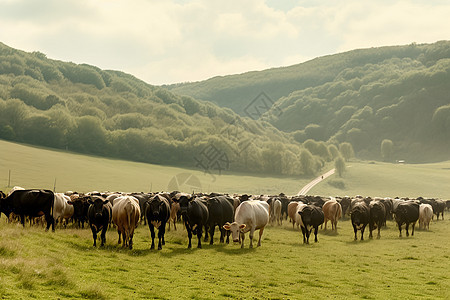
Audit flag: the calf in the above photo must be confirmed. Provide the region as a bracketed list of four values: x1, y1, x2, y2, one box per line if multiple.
[223, 200, 269, 248]
[112, 196, 141, 249]
[145, 194, 170, 250]
[179, 196, 209, 248]
[419, 203, 433, 230]
[394, 201, 419, 237]
[322, 199, 342, 230]
[350, 201, 370, 241]
[369, 200, 386, 239]
[88, 196, 112, 247]
[297, 205, 324, 244]
[0, 189, 55, 231]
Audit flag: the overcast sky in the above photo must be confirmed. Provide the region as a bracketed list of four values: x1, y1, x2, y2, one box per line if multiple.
[0, 0, 449, 85]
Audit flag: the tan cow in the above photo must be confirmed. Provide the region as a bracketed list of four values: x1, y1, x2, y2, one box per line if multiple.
[288, 201, 299, 228]
[322, 199, 342, 230]
[168, 201, 180, 231]
[419, 203, 433, 230]
[112, 196, 141, 249]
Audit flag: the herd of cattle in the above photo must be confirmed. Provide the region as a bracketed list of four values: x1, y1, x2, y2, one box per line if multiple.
[0, 187, 448, 250]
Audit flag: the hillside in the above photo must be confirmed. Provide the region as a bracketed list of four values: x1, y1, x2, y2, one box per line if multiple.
[0, 42, 332, 176]
[169, 41, 450, 162]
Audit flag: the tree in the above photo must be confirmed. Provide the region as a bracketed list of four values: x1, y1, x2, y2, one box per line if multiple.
[335, 156, 346, 177]
[381, 139, 394, 162]
[299, 149, 316, 176]
[339, 142, 354, 161]
[328, 144, 340, 160]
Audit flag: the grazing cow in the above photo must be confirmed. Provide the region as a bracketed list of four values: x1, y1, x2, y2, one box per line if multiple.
[112, 196, 141, 249]
[350, 201, 370, 241]
[322, 200, 342, 230]
[430, 199, 445, 220]
[223, 200, 269, 248]
[297, 205, 324, 244]
[419, 204, 433, 230]
[68, 194, 90, 229]
[0, 189, 55, 231]
[394, 201, 419, 237]
[205, 196, 234, 244]
[288, 201, 300, 228]
[53, 193, 74, 228]
[88, 196, 112, 247]
[145, 194, 170, 250]
[369, 200, 386, 239]
[179, 196, 209, 248]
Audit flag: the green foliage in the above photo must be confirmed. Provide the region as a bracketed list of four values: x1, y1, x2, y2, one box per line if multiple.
[172, 41, 450, 163]
[339, 142, 354, 162]
[381, 139, 394, 162]
[0, 42, 326, 176]
[334, 155, 346, 177]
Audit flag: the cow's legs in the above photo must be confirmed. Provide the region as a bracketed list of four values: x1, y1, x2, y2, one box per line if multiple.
[360, 225, 366, 241]
[149, 224, 155, 249]
[187, 224, 192, 249]
[158, 225, 165, 250]
[209, 224, 215, 245]
[204, 224, 209, 242]
[314, 226, 319, 243]
[405, 223, 410, 237]
[398, 223, 402, 237]
[240, 232, 245, 248]
[411, 222, 416, 236]
[91, 227, 97, 247]
[117, 229, 122, 244]
[197, 226, 202, 248]
[100, 227, 107, 246]
[301, 226, 307, 243]
[257, 227, 264, 247]
[249, 228, 255, 248]
[352, 224, 358, 241]
[377, 223, 381, 239]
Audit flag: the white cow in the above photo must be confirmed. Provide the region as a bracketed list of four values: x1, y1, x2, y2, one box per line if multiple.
[419, 203, 433, 230]
[112, 196, 141, 249]
[53, 193, 74, 228]
[271, 199, 282, 225]
[223, 200, 269, 248]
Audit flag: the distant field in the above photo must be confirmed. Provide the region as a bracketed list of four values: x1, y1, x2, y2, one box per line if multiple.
[0, 140, 309, 195]
[311, 160, 450, 199]
[2, 139, 450, 198]
[0, 215, 449, 299]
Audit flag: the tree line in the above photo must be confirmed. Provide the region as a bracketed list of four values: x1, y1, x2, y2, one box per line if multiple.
[0, 42, 354, 177]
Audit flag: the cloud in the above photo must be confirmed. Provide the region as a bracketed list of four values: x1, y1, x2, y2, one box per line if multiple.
[0, 0, 449, 85]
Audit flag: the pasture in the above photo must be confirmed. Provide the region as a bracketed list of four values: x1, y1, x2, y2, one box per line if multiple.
[0, 215, 449, 299]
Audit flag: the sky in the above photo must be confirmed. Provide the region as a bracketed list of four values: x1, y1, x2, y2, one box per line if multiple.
[0, 0, 449, 85]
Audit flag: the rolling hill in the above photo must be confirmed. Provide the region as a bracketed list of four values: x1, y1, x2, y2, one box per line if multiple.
[169, 41, 450, 162]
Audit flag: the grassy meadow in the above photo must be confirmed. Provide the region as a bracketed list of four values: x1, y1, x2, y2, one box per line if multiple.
[0, 215, 449, 299]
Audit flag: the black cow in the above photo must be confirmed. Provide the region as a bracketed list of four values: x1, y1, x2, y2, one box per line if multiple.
[378, 198, 393, 221]
[338, 197, 352, 218]
[145, 194, 170, 250]
[394, 201, 419, 237]
[297, 205, 324, 244]
[68, 194, 90, 229]
[87, 196, 111, 247]
[0, 189, 55, 231]
[204, 196, 234, 245]
[369, 200, 386, 239]
[131, 193, 153, 225]
[430, 199, 445, 220]
[351, 201, 370, 241]
[179, 195, 209, 248]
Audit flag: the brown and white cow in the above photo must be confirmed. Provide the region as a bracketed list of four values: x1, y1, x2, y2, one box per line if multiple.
[288, 201, 299, 229]
[112, 196, 141, 249]
[223, 200, 269, 248]
[322, 199, 342, 231]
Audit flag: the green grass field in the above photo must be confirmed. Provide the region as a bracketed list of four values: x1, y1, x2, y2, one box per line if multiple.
[1, 139, 450, 299]
[0, 216, 449, 299]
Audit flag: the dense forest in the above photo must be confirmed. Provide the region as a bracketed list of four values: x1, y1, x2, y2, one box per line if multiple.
[0, 42, 338, 177]
[170, 41, 450, 162]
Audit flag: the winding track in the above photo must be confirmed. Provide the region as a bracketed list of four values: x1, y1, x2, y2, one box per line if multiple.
[297, 168, 335, 195]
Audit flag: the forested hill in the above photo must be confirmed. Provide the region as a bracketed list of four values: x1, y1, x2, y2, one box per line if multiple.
[0, 42, 334, 177]
[169, 41, 450, 162]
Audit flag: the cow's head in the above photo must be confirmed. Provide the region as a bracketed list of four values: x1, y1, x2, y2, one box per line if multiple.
[178, 195, 193, 214]
[298, 205, 313, 225]
[88, 197, 109, 219]
[223, 222, 246, 243]
[148, 195, 166, 216]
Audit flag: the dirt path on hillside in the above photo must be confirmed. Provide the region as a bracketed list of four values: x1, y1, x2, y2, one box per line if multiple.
[297, 168, 335, 195]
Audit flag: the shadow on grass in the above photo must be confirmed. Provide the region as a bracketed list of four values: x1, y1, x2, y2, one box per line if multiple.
[320, 230, 339, 236]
